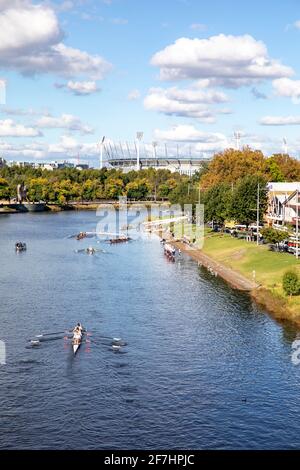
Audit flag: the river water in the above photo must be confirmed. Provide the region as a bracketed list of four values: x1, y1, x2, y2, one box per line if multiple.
[0, 210, 300, 450]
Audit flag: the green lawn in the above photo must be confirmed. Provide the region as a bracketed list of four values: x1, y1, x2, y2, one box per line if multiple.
[202, 233, 299, 288]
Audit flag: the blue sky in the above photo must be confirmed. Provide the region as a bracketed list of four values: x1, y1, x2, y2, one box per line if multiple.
[1, 0, 300, 164]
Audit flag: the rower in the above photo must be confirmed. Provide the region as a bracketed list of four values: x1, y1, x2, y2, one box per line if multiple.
[73, 323, 82, 344]
[73, 322, 82, 332]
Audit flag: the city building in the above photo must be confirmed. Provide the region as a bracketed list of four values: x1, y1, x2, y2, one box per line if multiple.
[7, 160, 75, 170]
[267, 182, 300, 227]
[0, 157, 6, 168]
[76, 164, 90, 171]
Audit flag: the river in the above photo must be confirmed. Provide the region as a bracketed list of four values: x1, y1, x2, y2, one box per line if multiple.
[0, 210, 300, 450]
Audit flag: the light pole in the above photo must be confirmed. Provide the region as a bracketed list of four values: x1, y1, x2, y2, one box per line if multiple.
[152, 141, 158, 159]
[99, 136, 105, 169]
[234, 131, 241, 151]
[136, 131, 143, 171]
[297, 190, 299, 259]
[257, 182, 260, 246]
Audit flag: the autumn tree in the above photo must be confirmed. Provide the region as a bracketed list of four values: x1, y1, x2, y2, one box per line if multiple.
[126, 179, 150, 200]
[269, 154, 300, 181]
[200, 147, 266, 189]
[0, 177, 10, 200]
[105, 178, 124, 199]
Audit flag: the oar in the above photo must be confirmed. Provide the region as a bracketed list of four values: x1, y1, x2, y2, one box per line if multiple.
[93, 334, 123, 342]
[35, 330, 70, 338]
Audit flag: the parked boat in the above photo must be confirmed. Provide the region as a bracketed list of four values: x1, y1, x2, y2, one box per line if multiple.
[109, 236, 131, 244]
[15, 242, 27, 252]
[164, 243, 176, 257]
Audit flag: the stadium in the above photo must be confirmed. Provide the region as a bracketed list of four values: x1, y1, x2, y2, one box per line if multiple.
[102, 141, 211, 175]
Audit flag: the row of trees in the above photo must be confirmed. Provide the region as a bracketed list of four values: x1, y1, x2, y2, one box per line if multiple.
[202, 175, 268, 226]
[0, 167, 189, 204]
[200, 148, 300, 189]
[1, 148, 300, 226]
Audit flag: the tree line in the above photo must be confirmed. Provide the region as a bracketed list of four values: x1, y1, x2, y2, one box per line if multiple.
[1, 148, 299, 227]
[0, 166, 192, 204]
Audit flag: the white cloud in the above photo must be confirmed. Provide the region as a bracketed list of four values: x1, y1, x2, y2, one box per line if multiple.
[36, 113, 94, 134]
[153, 124, 227, 143]
[153, 125, 228, 154]
[0, 2, 62, 53]
[294, 20, 300, 29]
[260, 115, 300, 126]
[144, 86, 230, 121]
[55, 80, 100, 95]
[273, 78, 300, 103]
[0, 119, 42, 137]
[151, 34, 293, 87]
[48, 135, 100, 157]
[128, 89, 141, 101]
[0, 1, 112, 79]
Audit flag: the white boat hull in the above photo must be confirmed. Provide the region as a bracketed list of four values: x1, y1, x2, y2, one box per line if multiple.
[72, 330, 83, 355]
[73, 343, 80, 354]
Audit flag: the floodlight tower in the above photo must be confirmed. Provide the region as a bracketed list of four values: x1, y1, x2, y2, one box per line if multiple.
[99, 136, 105, 169]
[136, 131, 143, 171]
[152, 141, 158, 159]
[234, 131, 241, 151]
[282, 137, 288, 155]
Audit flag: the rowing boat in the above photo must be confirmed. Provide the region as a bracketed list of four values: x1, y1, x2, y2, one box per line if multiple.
[72, 327, 84, 355]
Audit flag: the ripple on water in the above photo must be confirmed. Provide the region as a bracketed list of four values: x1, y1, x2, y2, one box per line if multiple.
[0, 211, 300, 449]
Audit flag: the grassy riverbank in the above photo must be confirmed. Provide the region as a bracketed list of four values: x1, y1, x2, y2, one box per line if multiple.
[159, 212, 300, 323]
[199, 232, 300, 323]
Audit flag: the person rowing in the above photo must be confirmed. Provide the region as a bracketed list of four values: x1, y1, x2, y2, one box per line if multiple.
[73, 323, 83, 344]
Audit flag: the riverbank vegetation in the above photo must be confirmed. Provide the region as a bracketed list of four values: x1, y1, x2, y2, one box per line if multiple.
[1, 148, 299, 210]
[0, 166, 199, 204]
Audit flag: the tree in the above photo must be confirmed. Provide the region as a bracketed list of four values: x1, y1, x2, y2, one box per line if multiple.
[264, 157, 284, 182]
[283, 271, 300, 296]
[200, 147, 266, 189]
[27, 178, 49, 202]
[202, 182, 232, 224]
[260, 227, 287, 245]
[126, 179, 150, 200]
[270, 154, 300, 181]
[230, 175, 268, 226]
[158, 178, 178, 199]
[105, 178, 124, 199]
[168, 180, 198, 208]
[0, 177, 10, 200]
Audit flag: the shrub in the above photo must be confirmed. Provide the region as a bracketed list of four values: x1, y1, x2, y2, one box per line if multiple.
[282, 271, 300, 296]
[260, 227, 287, 245]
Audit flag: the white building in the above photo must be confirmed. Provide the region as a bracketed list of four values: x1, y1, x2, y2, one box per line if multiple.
[267, 182, 300, 226]
[7, 160, 75, 170]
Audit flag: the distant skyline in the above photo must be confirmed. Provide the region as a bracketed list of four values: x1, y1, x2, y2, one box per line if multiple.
[1, 0, 300, 165]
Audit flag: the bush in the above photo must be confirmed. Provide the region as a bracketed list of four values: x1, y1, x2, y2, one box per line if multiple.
[260, 227, 287, 245]
[282, 271, 300, 296]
